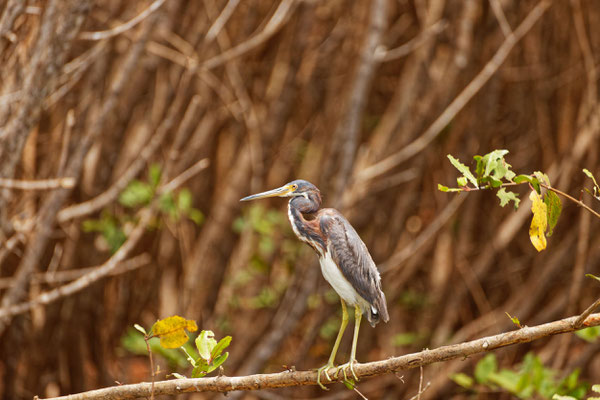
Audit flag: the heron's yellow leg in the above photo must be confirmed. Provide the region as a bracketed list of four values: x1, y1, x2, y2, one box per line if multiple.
[317, 299, 348, 390]
[337, 305, 361, 382]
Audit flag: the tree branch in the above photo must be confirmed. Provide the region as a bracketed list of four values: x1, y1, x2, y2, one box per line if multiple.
[39, 313, 600, 400]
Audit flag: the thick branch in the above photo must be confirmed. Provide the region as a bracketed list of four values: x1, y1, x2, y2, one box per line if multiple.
[40, 313, 600, 400]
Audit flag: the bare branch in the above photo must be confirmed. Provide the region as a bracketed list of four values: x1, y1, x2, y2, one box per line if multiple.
[358, 0, 551, 182]
[0, 177, 75, 190]
[78, 0, 166, 41]
[489, 0, 512, 37]
[0, 209, 153, 320]
[38, 313, 600, 399]
[375, 19, 447, 62]
[202, 0, 296, 70]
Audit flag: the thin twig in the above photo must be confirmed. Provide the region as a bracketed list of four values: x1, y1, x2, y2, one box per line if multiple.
[0, 253, 150, 289]
[0, 209, 153, 320]
[375, 19, 447, 62]
[489, 0, 512, 37]
[441, 180, 600, 220]
[157, 158, 210, 194]
[37, 313, 600, 399]
[541, 184, 600, 219]
[0, 177, 75, 190]
[205, 0, 241, 43]
[78, 0, 166, 41]
[573, 297, 600, 329]
[144, 335, 155, 400]
[202, 0, 296, 70]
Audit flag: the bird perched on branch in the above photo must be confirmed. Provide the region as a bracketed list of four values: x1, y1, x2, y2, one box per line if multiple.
[241, 179, 389, 389]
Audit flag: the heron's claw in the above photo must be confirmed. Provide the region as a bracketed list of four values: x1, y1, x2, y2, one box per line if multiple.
[316, 363, 335, 390]
[335, 359, 358, 382]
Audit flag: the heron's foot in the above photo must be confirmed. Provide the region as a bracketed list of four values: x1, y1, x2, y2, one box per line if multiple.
[335, 359, 358, 382]
[316, 362, 336, 390]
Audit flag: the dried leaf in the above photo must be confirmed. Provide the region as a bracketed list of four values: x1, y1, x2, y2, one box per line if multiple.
[529, 191, 548, 251]
[151, 316, 198, 349]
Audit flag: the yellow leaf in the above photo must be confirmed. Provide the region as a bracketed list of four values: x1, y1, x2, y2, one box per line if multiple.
[529, 191, 547, 251]
[151, 315, 198, 349]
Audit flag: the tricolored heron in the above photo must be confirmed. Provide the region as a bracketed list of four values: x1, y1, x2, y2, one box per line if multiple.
[241, 180, 389, 389]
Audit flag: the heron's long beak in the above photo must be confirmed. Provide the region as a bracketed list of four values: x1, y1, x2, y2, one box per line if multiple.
[240, 184, 294, 201]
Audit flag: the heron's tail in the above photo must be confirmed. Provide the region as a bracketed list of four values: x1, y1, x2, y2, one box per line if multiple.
[366, 291, 389, 327]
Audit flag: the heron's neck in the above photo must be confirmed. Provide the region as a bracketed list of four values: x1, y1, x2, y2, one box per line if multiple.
[289, 194, 320, 214]
[287, 199, 326, 256]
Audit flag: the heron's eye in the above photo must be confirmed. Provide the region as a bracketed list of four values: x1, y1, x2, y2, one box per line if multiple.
[292, 184, 298, 190]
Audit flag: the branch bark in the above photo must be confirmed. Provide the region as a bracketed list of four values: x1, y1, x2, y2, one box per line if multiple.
[39, 312, 600, 400]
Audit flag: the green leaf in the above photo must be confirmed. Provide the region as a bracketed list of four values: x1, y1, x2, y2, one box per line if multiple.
[343, 378, 356, 390]
[134, 324, 147, 335]
[206, 352, 229, 373]
[451, 373, 474, 389]
[171, 372, 187, 379]
[177, 189, 193, 213]
[457, 177, 468, 187]
[514, 174, 532, 184]
[149, 164, 162, 188]
[392, 332, 420, 346]
[119, 180, 154, 207]
[593, 384, 600, 393]
[515, 174, 541, 194]
[505, 312, 522, 328]
[562, 368, 581, 391]
[488, 370, 520, 393]
[483, 149, 510, 178]
[159, 192, 177, 218]
[211, 336, 232, 359]
[188, 208, 204, 225]
[533, 171, 550, 186]
[552, 395, 577, 400]
[586, 274, 600, 283]
[575, 326, 600, 343]
[437, 184, 462, 192]
[474, 354, 498, 384]
[497, 188, 520, 209]
[583, 169, 599, 189]
[544, 191, 562, 236]
[447, 155, 478, 187]
[196, 330, 218, 361]
[192, 358, 209, 378]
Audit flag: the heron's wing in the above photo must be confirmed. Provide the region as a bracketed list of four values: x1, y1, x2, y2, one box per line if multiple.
[319, 209, 389, 325]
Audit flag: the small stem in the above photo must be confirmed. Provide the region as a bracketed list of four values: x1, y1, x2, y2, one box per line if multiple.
[456, 180, 600, 220]
[573, 296, 600, 329]
[144, 336, 155, 400]
[540, 183, 600, 219]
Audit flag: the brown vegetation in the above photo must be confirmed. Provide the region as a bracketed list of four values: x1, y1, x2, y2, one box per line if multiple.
[0, 0, 599, 399]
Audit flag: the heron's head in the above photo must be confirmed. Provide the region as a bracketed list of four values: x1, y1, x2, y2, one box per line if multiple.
[240, 179, 320, 202]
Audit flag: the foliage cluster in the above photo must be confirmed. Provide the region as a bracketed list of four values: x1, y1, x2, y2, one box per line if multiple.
[439, 150, 600, 251]
[83, 165, 204, 253]
[451, 353, 589, 399]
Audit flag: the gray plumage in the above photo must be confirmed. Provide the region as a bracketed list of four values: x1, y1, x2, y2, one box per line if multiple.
[319, 210, 389, 327]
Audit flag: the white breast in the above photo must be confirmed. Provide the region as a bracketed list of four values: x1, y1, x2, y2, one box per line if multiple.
[320, 248, 366, 308]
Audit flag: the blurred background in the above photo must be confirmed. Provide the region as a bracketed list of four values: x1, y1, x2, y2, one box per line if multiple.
[0, 0, 599, 398]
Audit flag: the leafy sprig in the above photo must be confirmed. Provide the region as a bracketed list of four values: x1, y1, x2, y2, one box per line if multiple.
[438, 150, 580, 251]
